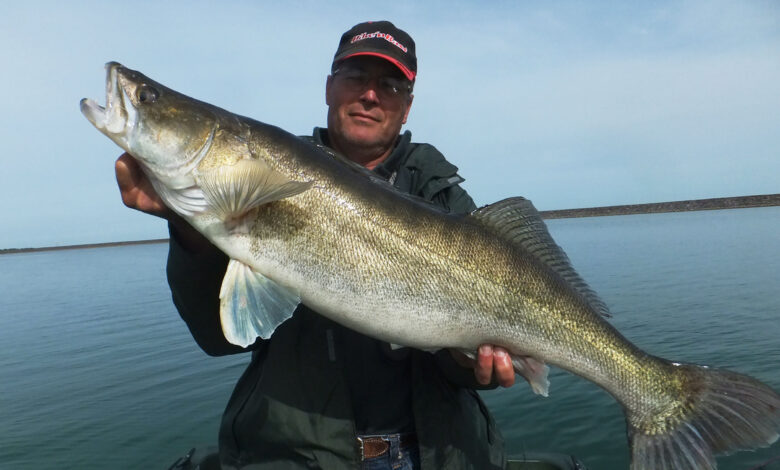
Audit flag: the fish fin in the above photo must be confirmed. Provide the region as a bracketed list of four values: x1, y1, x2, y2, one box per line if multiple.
[628, 364, 780, 470]
[472, 197, 611, 318]
[198, 159, 313, 222]
[511, 355, 550, 397]
[147, 174, 209, 217]
[219, 259, 300, 347]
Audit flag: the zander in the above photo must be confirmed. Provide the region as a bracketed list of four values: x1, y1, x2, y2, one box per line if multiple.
[82, 62, 780, 470]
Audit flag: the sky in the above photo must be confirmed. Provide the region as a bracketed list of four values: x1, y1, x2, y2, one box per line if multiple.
[1, 0, 778, 248]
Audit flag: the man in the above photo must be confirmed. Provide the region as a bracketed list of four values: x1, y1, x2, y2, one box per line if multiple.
[117, 21, 514, 469]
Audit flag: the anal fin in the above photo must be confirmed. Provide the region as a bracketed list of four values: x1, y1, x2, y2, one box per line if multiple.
[511, 355, 550, 397]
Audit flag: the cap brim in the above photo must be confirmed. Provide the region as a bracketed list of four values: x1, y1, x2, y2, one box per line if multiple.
[337, 52, 416, 81]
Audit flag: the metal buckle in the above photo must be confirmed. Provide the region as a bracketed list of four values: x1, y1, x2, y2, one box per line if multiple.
[357, 436, 364, 461]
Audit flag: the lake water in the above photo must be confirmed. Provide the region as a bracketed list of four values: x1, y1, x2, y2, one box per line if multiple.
[1, 207, 778, 469]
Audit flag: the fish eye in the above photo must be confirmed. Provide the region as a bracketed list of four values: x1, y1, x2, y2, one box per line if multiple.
[137, 84, 159, 104]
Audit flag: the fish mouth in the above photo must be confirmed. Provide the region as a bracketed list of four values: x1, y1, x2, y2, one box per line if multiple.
[81, 61, 216, 184]
[80, 62, 136, 141]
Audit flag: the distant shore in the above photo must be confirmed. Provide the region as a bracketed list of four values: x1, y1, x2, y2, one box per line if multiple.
[537, 193, 780, 219]
[0, 238, 169, 255]
[2, 194, 778, 254]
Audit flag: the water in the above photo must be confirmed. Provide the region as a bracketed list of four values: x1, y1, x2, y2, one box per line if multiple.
[1, 208, 778, 469]
[482, 207, 780, 469]
[0, 245, 248, 469]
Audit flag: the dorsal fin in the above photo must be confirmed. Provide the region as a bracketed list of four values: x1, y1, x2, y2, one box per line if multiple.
[472, 197, 611, 318]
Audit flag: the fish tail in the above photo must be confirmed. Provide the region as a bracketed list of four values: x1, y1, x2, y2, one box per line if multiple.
[627, 364, 780, 470]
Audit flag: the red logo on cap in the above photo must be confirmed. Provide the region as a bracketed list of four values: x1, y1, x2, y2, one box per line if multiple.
[350, 31, 408, 53]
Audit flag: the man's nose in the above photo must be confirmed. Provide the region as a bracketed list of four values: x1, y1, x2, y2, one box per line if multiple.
[359, 85, 380, 104]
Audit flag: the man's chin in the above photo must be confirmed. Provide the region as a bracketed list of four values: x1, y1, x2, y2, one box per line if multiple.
[341, 130, 385, 149]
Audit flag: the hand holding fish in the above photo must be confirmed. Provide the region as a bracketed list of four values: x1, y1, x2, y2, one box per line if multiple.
[451, 346, 516, 387]
[115, 152, 170, 218]
[115, 153, 214, 253]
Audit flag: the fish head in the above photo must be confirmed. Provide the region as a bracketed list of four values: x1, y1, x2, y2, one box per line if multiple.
[81, 62, 217, 183]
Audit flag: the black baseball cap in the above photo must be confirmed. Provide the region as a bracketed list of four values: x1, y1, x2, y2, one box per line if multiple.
[332, 21, 417, 81]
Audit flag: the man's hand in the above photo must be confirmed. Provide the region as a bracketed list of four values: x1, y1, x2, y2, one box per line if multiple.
[451, 345, 515, 388]
[115, 153, 171, 218]
[115, 152, 213, 253]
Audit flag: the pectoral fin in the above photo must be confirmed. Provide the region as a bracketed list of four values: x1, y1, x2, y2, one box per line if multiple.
[198, 159, 313, 222]
[219, 259, 300, 347]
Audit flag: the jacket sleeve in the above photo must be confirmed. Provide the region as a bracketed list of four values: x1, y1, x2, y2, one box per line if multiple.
[404, 143, 477, 214]
[433, 183, 477, 214]
[166, 223, 252, 356]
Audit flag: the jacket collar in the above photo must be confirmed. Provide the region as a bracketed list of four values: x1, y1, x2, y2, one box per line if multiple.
[311, 127, 412, 180]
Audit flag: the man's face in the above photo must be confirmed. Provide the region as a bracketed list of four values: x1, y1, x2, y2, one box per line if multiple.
[325, 56, 414, 161]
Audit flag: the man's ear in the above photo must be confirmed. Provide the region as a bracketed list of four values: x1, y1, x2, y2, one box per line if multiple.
[325, 75, 334, 106]
[402, 94, 414, 124]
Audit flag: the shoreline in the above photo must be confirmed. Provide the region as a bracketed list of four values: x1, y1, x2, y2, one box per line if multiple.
[0, 238, 169, 255]
[537, 193, 779, 219]
[2, 194, 777, 254]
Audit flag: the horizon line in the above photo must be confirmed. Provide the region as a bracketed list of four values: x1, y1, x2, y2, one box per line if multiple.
[2, 193, 777, 254]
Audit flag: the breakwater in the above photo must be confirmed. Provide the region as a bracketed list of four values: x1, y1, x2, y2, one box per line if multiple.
[538, 194, 779, 219]
[0, 238, 168, 255]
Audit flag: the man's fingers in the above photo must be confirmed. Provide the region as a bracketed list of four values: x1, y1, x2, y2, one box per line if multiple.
[492, 347, 516, 388]
[474, 344, 516, 387]
[114, 152, 169, 218]
[475, 345, 494, 385]
[115, 153, 143, 193]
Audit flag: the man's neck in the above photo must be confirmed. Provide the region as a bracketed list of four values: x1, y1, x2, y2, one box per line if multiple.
[327, 133, 397, 170]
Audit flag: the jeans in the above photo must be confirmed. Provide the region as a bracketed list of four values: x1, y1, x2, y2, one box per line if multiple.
[360, 434, 420, 470]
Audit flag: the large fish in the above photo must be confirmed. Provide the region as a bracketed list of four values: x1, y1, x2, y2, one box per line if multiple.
[81, 62, 779, 469]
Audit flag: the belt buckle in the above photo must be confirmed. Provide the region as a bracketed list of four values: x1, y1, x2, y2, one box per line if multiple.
[357, 435, 390, 461]
[357, 436, 365, 461]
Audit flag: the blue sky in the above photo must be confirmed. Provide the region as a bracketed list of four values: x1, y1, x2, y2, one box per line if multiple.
[1, 0, 778, 248]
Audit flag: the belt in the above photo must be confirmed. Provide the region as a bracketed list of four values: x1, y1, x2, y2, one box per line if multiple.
[357, 433, 418, 460]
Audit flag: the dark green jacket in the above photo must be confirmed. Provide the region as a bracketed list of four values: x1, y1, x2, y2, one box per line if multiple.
[166, 129, 505, 469]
